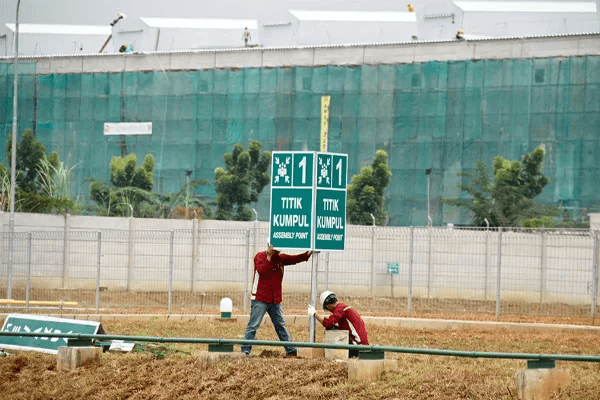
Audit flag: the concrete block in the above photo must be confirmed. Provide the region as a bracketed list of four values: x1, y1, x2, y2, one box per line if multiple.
[197, 350, 245, 365]
[297, 347, 325, 359]
[515, 368, 570, 400]
[57, 346, 101, 371]
[324, 330, 349, 360]
[348, 359, 399, 382]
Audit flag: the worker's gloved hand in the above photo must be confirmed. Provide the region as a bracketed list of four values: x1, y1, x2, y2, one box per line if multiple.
[307, 305, 316, 317]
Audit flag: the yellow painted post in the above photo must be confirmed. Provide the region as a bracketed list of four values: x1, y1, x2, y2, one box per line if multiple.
[320, 96, 331, 152]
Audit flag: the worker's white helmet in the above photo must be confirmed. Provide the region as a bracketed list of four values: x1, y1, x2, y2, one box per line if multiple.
[320, 290, 337, 310]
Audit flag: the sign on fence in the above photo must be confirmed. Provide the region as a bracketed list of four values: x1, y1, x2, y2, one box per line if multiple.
[0, 314, 105, 354]
[387, 262, 399, 275]
[269, 151, 347, 251]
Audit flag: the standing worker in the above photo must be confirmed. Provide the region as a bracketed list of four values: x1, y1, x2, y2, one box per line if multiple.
[241, 244, 312, 356]
[242, 26, 251, 47]
[308, 291, 369, 358]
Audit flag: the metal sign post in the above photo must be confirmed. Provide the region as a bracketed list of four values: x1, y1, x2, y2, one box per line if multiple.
[269, 151, 347, 343]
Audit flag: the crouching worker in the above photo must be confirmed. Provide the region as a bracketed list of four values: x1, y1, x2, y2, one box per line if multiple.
[307, 290, 369, 358]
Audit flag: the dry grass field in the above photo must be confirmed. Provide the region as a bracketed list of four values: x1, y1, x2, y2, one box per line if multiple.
[2, 316, 600, 399]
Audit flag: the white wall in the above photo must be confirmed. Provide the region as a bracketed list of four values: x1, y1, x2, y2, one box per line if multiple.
[1, 212, 597, 306]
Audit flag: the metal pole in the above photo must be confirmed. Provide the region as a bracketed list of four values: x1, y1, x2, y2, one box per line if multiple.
[484, 228, 489, 301]
[25, 232, 31, 313]
[324, 251, 329, 290]
[495, 230, 502, 322]
[540, 230, 547, 304]
[592, 230, 599, 325]
[191, 219, 198, 293]
[309, 252, 318, 343]
[370, 214, 376, 294]
[7, 0, 22, 300]
[243, 228, 250, 313]
[408, 226, 414, 316]
[96, 231, 101, 313]
[427, 174, 430, 226]
[61, 214, 69, 289]
[168, 230, 174, 314]
[427, 226, 432, 298]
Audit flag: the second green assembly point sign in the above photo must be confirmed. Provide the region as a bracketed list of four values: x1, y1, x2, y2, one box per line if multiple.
[269, 151, 347, 251]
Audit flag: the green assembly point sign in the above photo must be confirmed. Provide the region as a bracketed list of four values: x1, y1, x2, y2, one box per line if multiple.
[0, 314, 105, 354]
[387, 263, 400, 275]
[270, 151, 347, 251]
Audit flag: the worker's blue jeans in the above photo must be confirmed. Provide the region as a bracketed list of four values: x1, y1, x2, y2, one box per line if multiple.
[241, 300, 296, 356]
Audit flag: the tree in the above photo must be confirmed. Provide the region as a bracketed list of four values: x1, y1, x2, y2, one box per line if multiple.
[5, 130, 76, 213]
[213, 141, 270, 221]
[88, 153, 156, 217]
[347, 150, 392, 225]
[6, 130, 48, 194]
[443, 147, 551, 227]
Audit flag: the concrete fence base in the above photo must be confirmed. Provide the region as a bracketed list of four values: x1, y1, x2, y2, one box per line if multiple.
[515, 368, 570, 400]
[57, 346, 101, 371]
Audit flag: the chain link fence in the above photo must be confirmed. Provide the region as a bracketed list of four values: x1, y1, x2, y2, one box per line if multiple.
[1, 227, 599, 323]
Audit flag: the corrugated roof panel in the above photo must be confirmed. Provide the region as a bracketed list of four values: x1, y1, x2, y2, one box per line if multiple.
[453, 1, 597, 13]
[5, 23, 111, 35]
[289, 10, 417, 22]
[140, 18, 258, 30]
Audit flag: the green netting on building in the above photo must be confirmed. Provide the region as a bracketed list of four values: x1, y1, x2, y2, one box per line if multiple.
[1, 56, 599, 226]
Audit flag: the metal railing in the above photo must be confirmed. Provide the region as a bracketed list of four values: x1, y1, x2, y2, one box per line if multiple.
[1, 226, 599, 323]
[2, 331, 600, 364]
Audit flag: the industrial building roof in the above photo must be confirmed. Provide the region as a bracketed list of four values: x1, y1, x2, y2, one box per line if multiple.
[289, 10, 417, 22]
[453, 1, 597, 13]
[139, 18, 258, 30]
[4, 23, 111, 35]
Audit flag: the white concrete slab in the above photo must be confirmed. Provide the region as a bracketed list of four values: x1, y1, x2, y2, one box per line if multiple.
[521, 37, 582, 58]
[215, 50, 263, 68]
[577, 37, 600, 55]
[82, 55, 126, 73]
[124, 53, 171, 72]
[313, 46, 364, 66]
[170, 52, 216, 70]
[413, 42, 473, 62]
[47, 57, 84, 74]
[473, 40, 522, 60]
[262, 48, 315, 67]
[363, 44, 415, 65]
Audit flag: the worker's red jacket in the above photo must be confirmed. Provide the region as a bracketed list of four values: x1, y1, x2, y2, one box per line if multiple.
[322, 303, 369, 345]
[250, 250, 311, 304]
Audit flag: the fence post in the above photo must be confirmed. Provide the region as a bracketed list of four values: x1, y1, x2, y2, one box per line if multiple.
[495, 229, 502, 322]
[324, 251, 330, 290]
[540, 230, 547, 304]
[427, 226, 432, 298]
[244, 228, 250, 313]
[408, 226, 414, 316]
[592, 230, 599, 325]
[484, 230, 489, 301]
[168, 230, 174, 315]
[191, 219, 198, 292]
[96, 231, 101, 313]
[370, 225, 376, 294]
[62, 213, 70, 289]
[126, 218, 134, 291]
[26, 232, 31, 313]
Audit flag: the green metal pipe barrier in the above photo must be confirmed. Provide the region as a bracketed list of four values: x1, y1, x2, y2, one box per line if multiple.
[1, 331, 600, 363]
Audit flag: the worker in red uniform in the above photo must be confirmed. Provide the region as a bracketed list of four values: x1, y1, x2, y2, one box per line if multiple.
[308, 290, 369, 358]
[241, 243, 312, 356]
